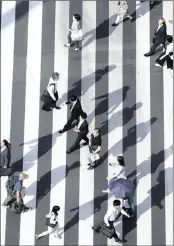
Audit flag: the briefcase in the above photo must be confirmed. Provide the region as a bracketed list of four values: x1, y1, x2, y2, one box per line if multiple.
[0, 168, 12, 176]
[99, 222, 115, 239]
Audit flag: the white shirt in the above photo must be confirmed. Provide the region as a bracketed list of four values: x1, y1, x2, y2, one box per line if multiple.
[110, 165, 126, 181]
[71, 20, 80, 32]
[47, 77, 57, 101]
[104, 206, 129, 224]
[77, 119, 85, 130]
[46, 212, 58, 224]
[71, 100, 77, 111]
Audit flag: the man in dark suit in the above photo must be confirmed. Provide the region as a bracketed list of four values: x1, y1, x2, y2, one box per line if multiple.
[144, 18, 167, 57]
[59, 95, 87, 134]
[67, 115, 89, 154]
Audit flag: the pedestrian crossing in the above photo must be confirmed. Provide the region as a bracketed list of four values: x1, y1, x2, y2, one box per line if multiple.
[0, 1, 173, 246]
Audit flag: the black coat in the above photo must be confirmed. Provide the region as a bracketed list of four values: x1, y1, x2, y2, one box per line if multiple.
[69, 99, 87, 120]
[153, 24, 167, 44]
[76, 120, 89, 135]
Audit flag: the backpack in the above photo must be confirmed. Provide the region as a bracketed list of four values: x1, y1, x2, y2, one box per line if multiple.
[10, 202, 23, 214]
[5, 173, 19, 196]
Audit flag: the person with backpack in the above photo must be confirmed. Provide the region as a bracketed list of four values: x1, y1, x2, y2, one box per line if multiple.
[2, 172, 31, 213]
[41, 72, 60, 111]
[1, 139, 11, 168]
[36, 205, 60, 239]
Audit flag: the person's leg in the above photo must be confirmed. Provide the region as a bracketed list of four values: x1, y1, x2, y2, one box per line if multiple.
[155, 52, 167, 67]
[2, 195, 15, 206]
[108, 221, 122, 242]
[61, 116, 74, 132]
[53, 224, 61, 238]
[124, 11, 132, 20]
[65, 32, 72, 47]
[68, 134, 82, 153]
[42, 101, 51, 111]
[36, 230, 51, 239]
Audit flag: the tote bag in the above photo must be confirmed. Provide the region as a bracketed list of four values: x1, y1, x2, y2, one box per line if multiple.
[71, 29, 83, 42]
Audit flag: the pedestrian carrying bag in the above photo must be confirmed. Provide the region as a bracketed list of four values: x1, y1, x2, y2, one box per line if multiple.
[45, 215, 57, 228]
[99, 222, 115, 239]
[5, 173, 19, 196]
[71, 29, 83, 42]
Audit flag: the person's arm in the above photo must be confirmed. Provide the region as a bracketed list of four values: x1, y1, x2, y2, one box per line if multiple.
[47, 85, 56, 101]
[4, 155, 10, 167]
[16, 191, 21, 203]
[121, 208, 130, 218]
[104, 209, 111, 226]
[93, 146, 101, 154]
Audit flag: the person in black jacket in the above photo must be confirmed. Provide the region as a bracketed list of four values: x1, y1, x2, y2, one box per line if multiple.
[67, 115, 89, 154]
[59, 95, 87, 133]
[144, 18, 167, 57]
[1, 139, 11, 168]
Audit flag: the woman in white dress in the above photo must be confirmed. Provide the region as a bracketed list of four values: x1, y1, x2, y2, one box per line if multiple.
[36, 205, 60, 239]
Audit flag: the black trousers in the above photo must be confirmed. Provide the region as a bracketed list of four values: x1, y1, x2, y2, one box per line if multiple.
[156, 51, 173, 69]
[149, 42, 164, 55]
[68, 32, 80, 48]
[108, 221, 119, 240]
[69, 133, 89, 153]
[42, 92, 58, 110]
[63, 116, 77, 132]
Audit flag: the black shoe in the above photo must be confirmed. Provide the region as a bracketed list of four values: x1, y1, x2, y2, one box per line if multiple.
[144, 53, 151, 57]
[88, 165, 95, 170]
[54, 106, 61, 109]
[67, 150, 71, 154]
[42, 108, 52, 111]
[87, 163, 91, 166]
[83, 142, 89, 146]
[115, 238, 123, 243]
[111, 23, 118, 27]
[59, 130, 64, 134]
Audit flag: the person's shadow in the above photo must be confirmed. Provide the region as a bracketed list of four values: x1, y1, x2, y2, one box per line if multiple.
[100, 102, 143, 136]
[11, 132, 58, 173]
[127, 145, 173, 184]
[123, 167, 173, 239]
[59, 193, 108, 236]
[81, 14, 116, 50]
[58, 65, 116, 105]
[131, 1, 162, 22]
[87, 86, 130, 126]
[25, 161, 80, 207]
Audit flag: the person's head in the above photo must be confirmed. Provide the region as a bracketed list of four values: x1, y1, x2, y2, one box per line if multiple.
[1, 139, 11, 148]
[93, 128, 100, 137]
[166, 35, 173, 44]
[52, 205, 60, 215]
[69, 95, 77, 103]
[19, 172, 29, 181]
[73, 14, 81, 21]
[52, 72, 59, 81]
[109, 156, 125, 167]
[158, 18, 165, 25]
[113, 199, 121, 208]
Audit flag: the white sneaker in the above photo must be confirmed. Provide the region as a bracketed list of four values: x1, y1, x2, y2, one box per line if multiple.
[75, 48, 79, 51]
[64, 44, 70, 47]
[155, 63, 162, 67]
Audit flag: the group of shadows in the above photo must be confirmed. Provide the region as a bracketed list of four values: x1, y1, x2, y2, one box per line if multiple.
[8, 63, 173, 238]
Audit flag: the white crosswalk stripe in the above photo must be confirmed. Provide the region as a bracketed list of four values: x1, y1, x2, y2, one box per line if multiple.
[0, 1, 173, 246]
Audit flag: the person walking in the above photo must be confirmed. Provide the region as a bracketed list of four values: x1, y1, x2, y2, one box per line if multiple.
[108, 156, 126, 180]
[88, 128, 102, 170]
[111, 1, 132, 27]
[104, 200, 130, 243]
[41, 72, 60, 111]
[59, 95, 87, 134]
[155, 35, 173, 68]
[64, 14, 83, 52]
[1, 139, 11, 168]
[36, 205, 61, 239]
[67, 115, 89, 154]
[2, 172, 31, 213]
[144, 18, 167, 57]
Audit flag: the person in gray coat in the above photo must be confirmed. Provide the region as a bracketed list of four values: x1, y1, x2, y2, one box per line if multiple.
[1, 139, 11, 168]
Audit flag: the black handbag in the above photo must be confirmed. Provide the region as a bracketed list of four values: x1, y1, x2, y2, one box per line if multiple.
[99, 222, 115, 239]
[0, 167, 12, 176]
[45, 217, 57, 228]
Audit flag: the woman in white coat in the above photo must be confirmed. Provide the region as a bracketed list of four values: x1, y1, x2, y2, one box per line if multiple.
[36, 205, 61, 239]
[64, 14, 82, 51]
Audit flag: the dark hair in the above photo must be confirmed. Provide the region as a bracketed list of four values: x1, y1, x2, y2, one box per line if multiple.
[117, 156, 125, 166]
[73, 14, 81, 21]
[166, 35, 173, 44]
[2, 139, 11, 148]
[52, 205, 60, 215]
[113, 200, 121, 207]
[69, 95, 78, 102]
[52, 72, 59, 80]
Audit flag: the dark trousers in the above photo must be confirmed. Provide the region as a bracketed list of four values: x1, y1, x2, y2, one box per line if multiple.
[63, 116, 76, 132]
[69, 133, 89, 153]
[68, 32, 80, 48]
[108, 221, 119, 240]
[149, 40, 165, 55]
[42, 92, 58, 110]
[155, 50, 167, 66]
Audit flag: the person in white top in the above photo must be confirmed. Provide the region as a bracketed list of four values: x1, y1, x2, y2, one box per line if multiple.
[104, 200, 130, 243]
[155, 35, 173, 68]
[36, 205, 60, 239]
[64, 14, 82, 51]
[111, 1, 132, 27]
[42, 72, 60, 111]
[102, 156, 126, 193]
